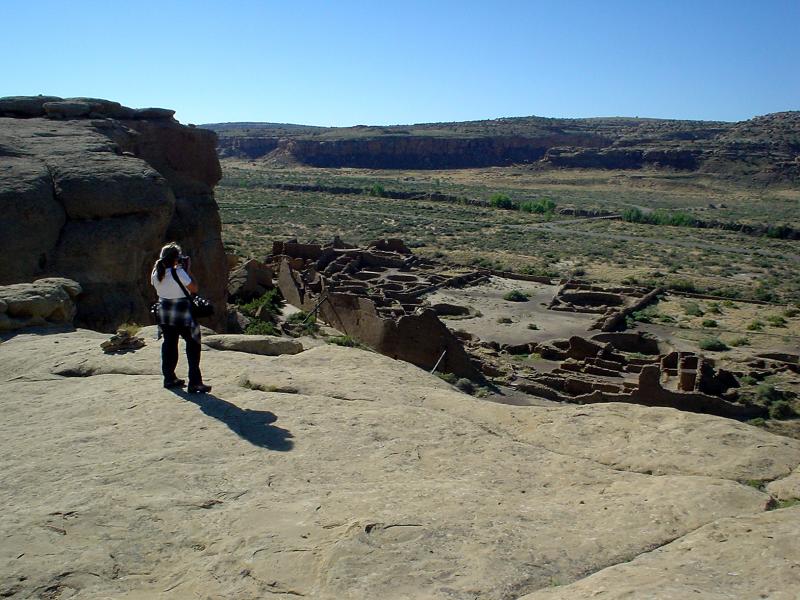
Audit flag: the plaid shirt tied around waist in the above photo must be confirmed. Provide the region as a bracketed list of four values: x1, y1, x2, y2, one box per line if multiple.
[157, 298, 201, 343]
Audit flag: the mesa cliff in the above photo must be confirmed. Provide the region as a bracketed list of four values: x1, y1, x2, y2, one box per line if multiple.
[205, 111, 800, 180]
[0, 96, 228, 331]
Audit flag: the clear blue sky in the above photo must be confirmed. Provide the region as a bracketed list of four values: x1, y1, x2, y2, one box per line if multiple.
[2, 0, 798, 126]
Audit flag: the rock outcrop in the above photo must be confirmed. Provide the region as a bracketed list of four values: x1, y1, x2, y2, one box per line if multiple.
[0, 95, 227, 331]
[0, 278, 81, 331]
[1, 329, 799, 598]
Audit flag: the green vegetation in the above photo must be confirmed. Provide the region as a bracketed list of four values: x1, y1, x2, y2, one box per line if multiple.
[117, 322, 142, 336]
[244, 320, 280, 336]
[285, 311, 319, 336]
[368, 183, 386, 197]
[622, 207, 698, 227]
[754, 384, 797, 419]
[489, 193, 515, 210]
[215, 162, 800, 304]
[729, 336, 750, 347]
[765, 315, 788, 328]
[701, 319, 718, 328]
[503, 290, 530, 302]
[519, 197, 556, 214]
[747, 320, 765, 331]
[436, 372, 457, 384]
[682, 302, 704, 317]
[240, 289, 285, 319]
[699, 337, 729, 352]
[327, 335, 364, 348]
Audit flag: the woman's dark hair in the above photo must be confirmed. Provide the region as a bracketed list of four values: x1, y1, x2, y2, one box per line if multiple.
[155, 243, 182, 281]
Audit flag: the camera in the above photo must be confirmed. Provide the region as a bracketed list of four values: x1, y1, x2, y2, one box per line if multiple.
[178, 254, 191, 268]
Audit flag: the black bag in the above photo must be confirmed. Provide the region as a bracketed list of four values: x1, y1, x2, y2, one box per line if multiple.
[171, 268, 215, 319]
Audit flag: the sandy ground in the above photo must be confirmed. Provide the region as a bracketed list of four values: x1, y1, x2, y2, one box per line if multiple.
[425, 277, 596, 346]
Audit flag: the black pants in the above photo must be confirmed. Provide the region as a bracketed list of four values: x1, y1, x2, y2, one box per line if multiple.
[161, 324, 202, 386]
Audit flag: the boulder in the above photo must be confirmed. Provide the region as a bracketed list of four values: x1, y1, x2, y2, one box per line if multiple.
[42, 100, 93, 119]
[227, 258, 274, 303]
[0, 278, 81, 330]
[0, 95, 63, 117]
[202, 334, 302, 355]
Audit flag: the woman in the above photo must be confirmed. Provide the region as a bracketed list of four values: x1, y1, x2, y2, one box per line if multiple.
[151, 242, 211, 393]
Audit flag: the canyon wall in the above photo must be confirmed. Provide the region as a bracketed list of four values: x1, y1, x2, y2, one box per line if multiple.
[209, 112, 800, 179]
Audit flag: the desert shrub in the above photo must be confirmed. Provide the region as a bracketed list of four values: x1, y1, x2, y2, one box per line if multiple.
[286, 311, 319, 335]
[117, 322, 142, 336]
[630, 306, 659, 323]
[699, 337, 729, 352]
[519, 197, 556, 214]
[747, 320, 764, 331]
[497, 317, 513, 324]
[784, 306, 800, 318]
[707, 302, 722, 314]
[701, 319, 718, 328]
[682, 302, 704, 317]
[244, 320, 280, 336]
[367, 183, 386, 197]
[752, 384, 797, 419]
[489, 193, 516, 210]
[740, 375, 758, 385]
[754, 285, 779, 303]
[436, 372, 457, 384]
[327, 335, 362, 348]
[240, 288, 284, 319]
[669, 279, 699, 293]
[455, 378, 475, 394]
[622, 207, 698, 227]
[766, 315, 787, 327]
[768, 400, 796, 420]
[730, 336, 750, 347]
[503, 290, 530, 302]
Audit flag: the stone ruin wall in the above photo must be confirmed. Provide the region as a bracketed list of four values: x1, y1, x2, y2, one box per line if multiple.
[273, 238, 482, 379]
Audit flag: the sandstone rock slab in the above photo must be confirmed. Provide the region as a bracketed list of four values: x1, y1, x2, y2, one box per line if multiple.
[0, 331, 797, 599]
[519, 506, 800, 600]
[203, 333, 302, 356]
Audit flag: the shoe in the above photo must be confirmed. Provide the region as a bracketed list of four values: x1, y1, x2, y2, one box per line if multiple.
[164, 378, 185, 388]
[188, 383, 212, 394]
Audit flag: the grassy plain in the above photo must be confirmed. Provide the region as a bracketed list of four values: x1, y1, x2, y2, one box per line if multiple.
[216, 160, 800, 304]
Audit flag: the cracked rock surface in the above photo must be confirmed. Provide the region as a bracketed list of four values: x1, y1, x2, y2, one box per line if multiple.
[1, 329, 799, 599]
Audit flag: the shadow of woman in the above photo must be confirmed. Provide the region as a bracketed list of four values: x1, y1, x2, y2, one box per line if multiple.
[169, 390, 294, 451]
